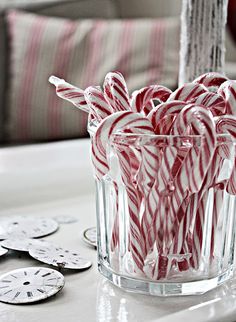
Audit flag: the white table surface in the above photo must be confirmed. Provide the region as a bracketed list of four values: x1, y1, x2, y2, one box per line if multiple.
[0, 139, 236, 322]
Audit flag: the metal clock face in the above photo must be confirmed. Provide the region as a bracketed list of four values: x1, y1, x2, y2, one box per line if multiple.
[0, 216, 59, 238]
[29, 245, 92, 270]
[0, 267, 65, 304]
[53, 215, 78, 224]
[1, 238, 52, 252]
[83, 227, 97, 248]
[0, 245, 8, 256]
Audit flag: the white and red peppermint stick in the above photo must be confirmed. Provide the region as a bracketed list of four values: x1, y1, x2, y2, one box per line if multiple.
[186, 132, 232, 269]
[210, 188, 225, 263]
[166, 106, 216, 273]
[117, 129, 160, 257]
[148, 101, 186, 134]
[131, 85, 172, 115]
[189, 191, 207, 269]
[110, 134, 141, 252]
[84, 86, 112, 121]
[218, 80, 236, 115]
[215, 115, 236, 194]
[172, 105, 216, 194]
[193, 72, 228, 89]
[150, 146, 179, 280]
[103, 71, 131, 112]
[189, 91, 226, 116]
[49, 76, 89, 113]
[144, 101, 186, 248]
[92, 111, 154, 273]
[167, 83, 207, 103]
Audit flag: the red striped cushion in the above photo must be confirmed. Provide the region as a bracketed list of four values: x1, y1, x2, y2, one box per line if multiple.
[6, 10, 180, 142]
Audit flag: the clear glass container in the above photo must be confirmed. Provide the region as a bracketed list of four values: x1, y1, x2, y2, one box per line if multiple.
[94, 133, 236, 296]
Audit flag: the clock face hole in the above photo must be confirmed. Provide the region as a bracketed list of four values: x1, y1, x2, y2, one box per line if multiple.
[23, 281, 30, 285]
[59, 255, 64, 258]
[13, 222, 19, 225]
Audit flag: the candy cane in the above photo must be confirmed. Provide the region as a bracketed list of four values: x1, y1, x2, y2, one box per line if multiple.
[148, 101, 187, 134]
[189, 91, 226, 116]
[193, 72, 228, 89]
[49, 76, 89, 113]
[215, 115, 236, 194]
[218, 80, 236, 115]
[167, 83, 206, 103]
[150, 146, 178, 280]
[84, 86, 112, 121]
[186, 131, 232, 269]
[131, 85, 172, 115]
[164, 105, 216, 276]
[92, 111, 154, 273]
[103, 71, 131, 112]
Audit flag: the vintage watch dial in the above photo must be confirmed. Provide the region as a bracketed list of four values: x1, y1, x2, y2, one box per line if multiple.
[29, 245, 92, 270]
[0, 267, 64, 304]
[0, 216, 59, 238]
[83, 227, 97, 248]
[1, 238, 52, 252]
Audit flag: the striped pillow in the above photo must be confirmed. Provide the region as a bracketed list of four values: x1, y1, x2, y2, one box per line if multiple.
[6, 10, 180, 142]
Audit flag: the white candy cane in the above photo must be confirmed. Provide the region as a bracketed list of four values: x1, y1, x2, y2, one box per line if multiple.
[193, 72, 228, 89]
[218, 80, 236, 115]
[148, 101, 187, 134]
[84, 86, 112, 121]
[103, 71, 131, 112]
[131, 85, 172, 115]
[190, 91, 226, 116]
[167, 83, 206, 103]
[216, 115, 236, 194]
[49, 76, 89, 113]
[164, 105, 216, 276]
[92, 111, 154, 273]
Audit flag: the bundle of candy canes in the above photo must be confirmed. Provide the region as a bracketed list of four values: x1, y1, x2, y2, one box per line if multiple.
[50, 72, 236, 280]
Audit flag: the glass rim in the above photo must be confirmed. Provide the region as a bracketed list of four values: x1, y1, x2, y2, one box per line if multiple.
[110, 133, 234, 148]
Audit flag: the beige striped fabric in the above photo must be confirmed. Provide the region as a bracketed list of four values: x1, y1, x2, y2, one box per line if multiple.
[6, 10, 180, 142]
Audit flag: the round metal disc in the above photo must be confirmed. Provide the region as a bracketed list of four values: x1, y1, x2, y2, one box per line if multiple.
[0, 245, 8, 256]
[0, 267, 64, 304]
[29, 245, 92, 270]
[1, 238, 52, 252]
[0, 216, 59, 238]
[83, 227, 97, 248]
[53, 215, 78, 224]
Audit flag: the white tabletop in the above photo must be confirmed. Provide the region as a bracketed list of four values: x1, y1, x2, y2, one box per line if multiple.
[0, 139, 236, 322]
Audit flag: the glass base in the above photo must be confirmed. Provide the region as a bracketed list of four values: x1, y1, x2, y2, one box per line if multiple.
[98, 262, 234, 297]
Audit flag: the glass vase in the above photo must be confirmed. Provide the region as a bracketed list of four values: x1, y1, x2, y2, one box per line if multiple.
[94, 133, 236, 296]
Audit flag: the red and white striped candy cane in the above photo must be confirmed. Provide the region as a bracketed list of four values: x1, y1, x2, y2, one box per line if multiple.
[131, 85, 172, 115]
[167, 83, 207, 103]
[92, 111, 154, 273]
[187, 130, 232, 269]
[150, 145, 178, 280]
[218, 80, 236, 115]
[49, 76, 89, 113]
[193, 72, 228, 89]
[148, 101, 187, 134]
[165, 105, 216, 275]
[84, 86, 112, 121]
[215, 115, 236, 194]
[189, 91, 226, 116]
[103, 71, 131, 112]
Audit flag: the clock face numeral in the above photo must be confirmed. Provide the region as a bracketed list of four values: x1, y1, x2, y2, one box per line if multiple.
[0, 216, 59, 239]
[83, 227, 97, 248]
[0, 267, 64, 304]
[29, 245, 92, 270]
